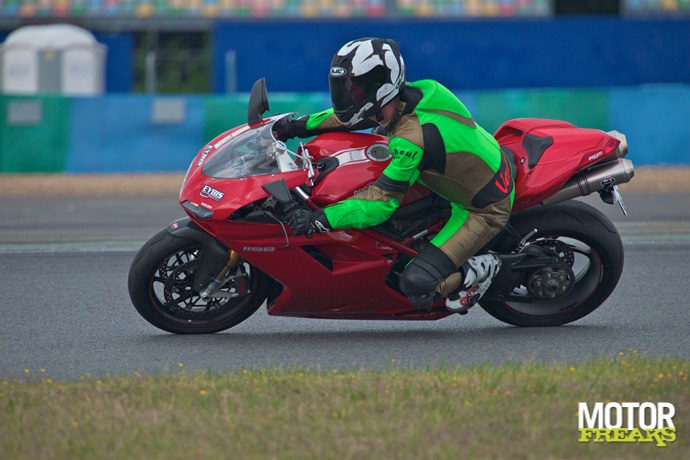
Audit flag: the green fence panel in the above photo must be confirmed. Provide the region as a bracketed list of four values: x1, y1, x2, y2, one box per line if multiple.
[0, 96, 71, 173]
[1, 87, 684, 174]
[475, 89, 610, 134]
[202, 92, 330, 147]
[202, 95, 249, 144]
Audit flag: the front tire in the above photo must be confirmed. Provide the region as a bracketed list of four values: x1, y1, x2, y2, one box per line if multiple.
[128, 228, 268, 334]
[482, 200, 624, 326]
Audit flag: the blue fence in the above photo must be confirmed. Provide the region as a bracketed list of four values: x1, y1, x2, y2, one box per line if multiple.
[212, 18, 690, 93]
[66, 96, 206, 172]
[609, 85, 690, 165]
[1, 85, 688, 174]
[3, 18, 689, 94]
[1, 16, 689, 172]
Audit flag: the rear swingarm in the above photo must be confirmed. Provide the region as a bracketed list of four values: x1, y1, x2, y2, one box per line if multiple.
[485, 249, 561, 301]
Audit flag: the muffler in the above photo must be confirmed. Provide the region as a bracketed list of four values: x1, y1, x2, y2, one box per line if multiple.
[541, 134, 634, 207]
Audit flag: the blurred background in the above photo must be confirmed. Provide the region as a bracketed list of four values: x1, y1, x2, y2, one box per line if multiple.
[0, 0, 688, 173]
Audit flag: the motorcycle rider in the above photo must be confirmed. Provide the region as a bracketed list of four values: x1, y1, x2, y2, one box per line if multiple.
[273, 37, 514, 312]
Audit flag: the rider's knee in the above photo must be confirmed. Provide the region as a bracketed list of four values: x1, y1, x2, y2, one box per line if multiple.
[399, 244, 457, 305]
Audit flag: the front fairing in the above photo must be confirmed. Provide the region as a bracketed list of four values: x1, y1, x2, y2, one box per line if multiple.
[179, 115, 307, 221]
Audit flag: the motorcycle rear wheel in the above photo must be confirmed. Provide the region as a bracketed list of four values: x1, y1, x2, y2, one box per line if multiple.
[128, 229, 268, 334]
[481, 200, 624, 327]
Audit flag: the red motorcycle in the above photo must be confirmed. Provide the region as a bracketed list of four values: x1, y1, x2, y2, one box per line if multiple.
[128, 79, 634, 333]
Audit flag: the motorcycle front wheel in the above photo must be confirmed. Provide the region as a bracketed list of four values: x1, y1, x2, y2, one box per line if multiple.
[481, 200, 624, 327]
[128, 228, 268, 334]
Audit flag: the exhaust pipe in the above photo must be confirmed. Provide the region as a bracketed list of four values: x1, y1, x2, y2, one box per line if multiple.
[541, 156, 635, 207]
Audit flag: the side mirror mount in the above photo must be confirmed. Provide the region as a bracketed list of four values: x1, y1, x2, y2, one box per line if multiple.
[248, 78, 270, 126]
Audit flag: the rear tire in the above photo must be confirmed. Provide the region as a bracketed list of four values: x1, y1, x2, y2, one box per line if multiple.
[128, 228, 268, 334]
[482, 200, 624, 326]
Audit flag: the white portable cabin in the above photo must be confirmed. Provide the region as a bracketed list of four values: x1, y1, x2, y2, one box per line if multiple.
[0, 24, 106, 95]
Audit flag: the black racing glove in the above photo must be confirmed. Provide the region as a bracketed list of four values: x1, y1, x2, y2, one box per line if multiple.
[287, 209, 331, 237]
[272, 117, 297, 142]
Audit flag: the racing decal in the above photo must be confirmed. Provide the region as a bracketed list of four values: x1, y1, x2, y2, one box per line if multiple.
[493, 150, 513, 195]
[197, 145, 213, 167]
[242, 246, 276, 252]
[392, 147, 418, 160]
[588, 150, 604, 162]
[333, 148, 370, 166]
[213, 135, 233, 149]
[200, 185, 224, 202]
[471, 151, 514, 209]
[495, 161, 511, 194]
[213, 125, 251, 149]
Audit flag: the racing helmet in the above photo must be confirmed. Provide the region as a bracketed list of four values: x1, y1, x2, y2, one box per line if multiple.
[328, 38, 406, 126]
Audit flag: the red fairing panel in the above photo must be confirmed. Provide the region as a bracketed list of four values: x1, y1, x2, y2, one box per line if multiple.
[495, 118, 621, 210]
[305, 132, 392, 207]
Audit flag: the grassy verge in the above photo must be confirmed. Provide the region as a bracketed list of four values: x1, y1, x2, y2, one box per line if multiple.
[1, 352, 687, 459]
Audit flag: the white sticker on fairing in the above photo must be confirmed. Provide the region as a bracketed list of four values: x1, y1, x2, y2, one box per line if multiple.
[197, 145, 213, 167]
[213, 125, 252, 149]
[200, 185, 225, 202]
[333, 148, 369, 166]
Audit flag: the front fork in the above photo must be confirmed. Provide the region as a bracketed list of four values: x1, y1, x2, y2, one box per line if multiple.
[166, 217, 250, 301]
[198, 250, 247, 301]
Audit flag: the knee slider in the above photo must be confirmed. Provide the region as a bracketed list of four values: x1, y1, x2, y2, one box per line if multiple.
[399, 244, 457, 297]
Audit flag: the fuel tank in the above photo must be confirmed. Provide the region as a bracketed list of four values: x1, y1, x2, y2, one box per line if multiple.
[304, 132, 392, 207]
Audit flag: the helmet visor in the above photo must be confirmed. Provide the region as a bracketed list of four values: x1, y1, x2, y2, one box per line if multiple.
[329, 67, 385, 125]
[329, 76, 368, 113]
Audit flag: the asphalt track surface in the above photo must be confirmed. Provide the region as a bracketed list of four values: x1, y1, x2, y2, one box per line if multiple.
[1, 193, 689, 380]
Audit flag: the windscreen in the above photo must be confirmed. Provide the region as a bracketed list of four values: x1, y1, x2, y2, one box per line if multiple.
[202, 119, 299, 179]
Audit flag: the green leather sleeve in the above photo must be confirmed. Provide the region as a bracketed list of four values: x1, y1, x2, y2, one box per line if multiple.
[323, 137, 423, 229]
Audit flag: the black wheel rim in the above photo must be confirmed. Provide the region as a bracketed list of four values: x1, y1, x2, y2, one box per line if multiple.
[501, 235, 603, 317]
[149, 245, 259, 327]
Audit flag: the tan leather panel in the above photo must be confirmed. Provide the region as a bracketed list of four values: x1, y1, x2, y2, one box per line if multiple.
[437, 196, 512, 267]
[393, 113, 424, 149]
[424, 109, 476, 128]
[419, 152, 495, 210]
[319, 112, 348, 129]
[353, 185, 405, 204]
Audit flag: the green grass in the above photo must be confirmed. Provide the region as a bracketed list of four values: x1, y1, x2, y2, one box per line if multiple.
[1, 352, 687, 459]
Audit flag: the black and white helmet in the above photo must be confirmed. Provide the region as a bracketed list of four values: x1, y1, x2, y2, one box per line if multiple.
[328, 38, 406, 126]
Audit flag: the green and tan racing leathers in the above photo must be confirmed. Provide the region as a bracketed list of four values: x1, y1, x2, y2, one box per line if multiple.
[283, 79, 515, 305]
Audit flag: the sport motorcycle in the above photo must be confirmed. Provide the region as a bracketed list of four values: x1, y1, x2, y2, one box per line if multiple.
[128, 78, 634, 333]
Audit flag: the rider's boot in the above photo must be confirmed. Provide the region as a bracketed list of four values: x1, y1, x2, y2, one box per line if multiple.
[446, 254, 501, 313]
